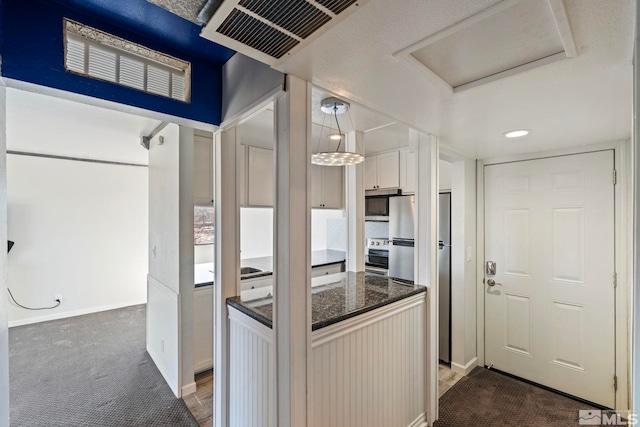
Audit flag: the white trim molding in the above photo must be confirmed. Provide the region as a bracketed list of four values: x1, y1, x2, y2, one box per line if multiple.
[451, 357, 479, 376]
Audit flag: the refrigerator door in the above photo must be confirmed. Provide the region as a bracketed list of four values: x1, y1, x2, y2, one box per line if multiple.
[438, 192, 451, 363]
[389, 195, 415, 240]
[389, 196, 415, 281]
[389, 238, 414, 281]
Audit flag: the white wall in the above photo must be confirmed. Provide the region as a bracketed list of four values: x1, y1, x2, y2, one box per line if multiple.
[240, 208, 273, 259]
[6, 89, 149, 326]
[240, 207, 345, 259]
[7, 155, 148, 325]
[195, 244, 214, 264]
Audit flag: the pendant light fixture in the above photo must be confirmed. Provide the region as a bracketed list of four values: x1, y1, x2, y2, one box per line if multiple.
[312, 97, 365, 166]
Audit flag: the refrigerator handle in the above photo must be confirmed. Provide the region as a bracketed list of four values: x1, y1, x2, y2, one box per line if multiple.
[391, 238, 414, 247]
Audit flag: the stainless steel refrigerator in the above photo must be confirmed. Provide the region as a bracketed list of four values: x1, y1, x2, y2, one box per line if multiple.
[389, 195, 415, 281]
[438, 192, 451, 363]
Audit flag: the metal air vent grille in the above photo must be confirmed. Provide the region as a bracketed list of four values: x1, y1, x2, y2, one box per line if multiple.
[315, 0, 358, 15]
[201, 0, 369, 66]
[239, 0, 331, 39]
[217, 8, 299, 59]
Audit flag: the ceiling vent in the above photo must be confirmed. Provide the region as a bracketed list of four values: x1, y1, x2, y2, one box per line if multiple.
[64, 19, 191, 102]
[200, 0, 369, 66]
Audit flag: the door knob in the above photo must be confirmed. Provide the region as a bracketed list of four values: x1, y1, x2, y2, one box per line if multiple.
[486, 278, 501, 287]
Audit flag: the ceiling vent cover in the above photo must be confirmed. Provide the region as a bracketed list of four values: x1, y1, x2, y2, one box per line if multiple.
[201, 0, 369, 66]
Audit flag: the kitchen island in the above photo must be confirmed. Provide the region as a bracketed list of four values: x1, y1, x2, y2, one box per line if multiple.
[226, 272, 428, 427]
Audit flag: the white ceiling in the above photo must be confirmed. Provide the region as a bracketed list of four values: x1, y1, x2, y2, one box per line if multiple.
[7, 89, 159, 165]
[271, 0, 634, 159]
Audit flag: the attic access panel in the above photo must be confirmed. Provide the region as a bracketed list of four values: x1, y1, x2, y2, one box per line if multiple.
[200, 0, 369, 67]
[395, 0, 577, 94]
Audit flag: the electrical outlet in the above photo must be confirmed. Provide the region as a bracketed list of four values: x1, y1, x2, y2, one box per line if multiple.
[161, 339, 165, 352]
[54, 294, 62, 302]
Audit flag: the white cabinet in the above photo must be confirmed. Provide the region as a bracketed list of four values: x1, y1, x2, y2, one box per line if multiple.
[312, 165, 344, 209]
[247, 146, 274, 207]
[194, 131, 214, 205]
[311, 262, 345, 277]
[364, 151, 400, 190]
[241, 275, 274, 291]
[193, 286, 214, 373]
[399, 149, 416, 194]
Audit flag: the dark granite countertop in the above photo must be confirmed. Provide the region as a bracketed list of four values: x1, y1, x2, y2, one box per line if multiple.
[227, 271, 426, 331]
[195, 250, 346, 287]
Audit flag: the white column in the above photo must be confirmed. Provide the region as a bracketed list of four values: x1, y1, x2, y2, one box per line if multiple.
[178, 126, 195, 396]
[273, 75, 312, 427]
[0, 83, 9, 427]
[346, 131, 365, 272]
[214, 128, 241, 427]
[412, 129, 439, 424]
[632, 0, 640, 415]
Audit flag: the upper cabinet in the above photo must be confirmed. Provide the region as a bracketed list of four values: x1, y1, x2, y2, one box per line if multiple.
[364, 151, 400, 190]
[399, 149, 416, 194]
[194, 131, 214, 205]
[247, 146, 274, 207]
[311, 164, 344, 209]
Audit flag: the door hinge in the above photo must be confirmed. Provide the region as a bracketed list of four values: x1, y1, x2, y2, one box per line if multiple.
[613, 272, 617, 288]
[614, 375, 618, 391]
[613, 170, 617, 185]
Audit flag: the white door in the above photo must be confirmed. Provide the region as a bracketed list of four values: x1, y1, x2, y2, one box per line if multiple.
[484, 151, 615, 408]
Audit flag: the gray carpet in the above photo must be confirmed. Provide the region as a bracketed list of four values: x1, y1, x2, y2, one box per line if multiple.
[9, 305, 198, 427]
[435, 367, 599, 426]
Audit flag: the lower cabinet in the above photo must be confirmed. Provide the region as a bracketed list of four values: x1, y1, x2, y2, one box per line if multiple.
[241, 263, 345, 290]
[311, 262, 344, 277]
[241, 275, 274, 292]
[193, 286, 214, 373]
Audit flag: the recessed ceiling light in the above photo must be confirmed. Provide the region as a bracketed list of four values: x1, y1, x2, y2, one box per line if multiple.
[504, 129, 530, 138]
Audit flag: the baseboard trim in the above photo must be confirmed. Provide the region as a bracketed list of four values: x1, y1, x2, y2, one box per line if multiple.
[451, 357, 478, 376]
[181, 382, 197, 396]
[8, 299, 147, 327]
[147, 346, 179, 398]
[408, 413, 427, 427]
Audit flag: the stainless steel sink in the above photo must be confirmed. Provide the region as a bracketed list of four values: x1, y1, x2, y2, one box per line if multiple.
[241, 267, 262, 275]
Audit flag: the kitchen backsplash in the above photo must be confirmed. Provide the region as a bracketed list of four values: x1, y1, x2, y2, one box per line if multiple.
[365, 220, 389, 241]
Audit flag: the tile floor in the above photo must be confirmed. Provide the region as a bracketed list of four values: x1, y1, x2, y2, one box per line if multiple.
[439, 363, 464, 397]
[185, 363, 463, 424]
[184, 370, 214, 427]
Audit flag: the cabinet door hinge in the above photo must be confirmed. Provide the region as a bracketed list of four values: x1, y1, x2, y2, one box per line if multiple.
[614, 272, 617, 288]
[613, 170, 617, 185]
[614, 375, 618, 391]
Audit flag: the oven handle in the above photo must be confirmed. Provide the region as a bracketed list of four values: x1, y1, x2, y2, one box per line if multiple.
[365, 265, 388, 275]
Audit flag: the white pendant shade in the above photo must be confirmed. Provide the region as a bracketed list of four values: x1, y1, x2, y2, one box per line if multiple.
[312, 151, 364, 166]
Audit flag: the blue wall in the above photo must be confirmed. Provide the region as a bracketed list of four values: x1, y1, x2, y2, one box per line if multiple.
[1, 0, 235, 125]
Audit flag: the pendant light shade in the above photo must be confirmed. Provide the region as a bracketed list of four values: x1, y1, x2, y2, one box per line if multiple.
[312, 97, 364, 167]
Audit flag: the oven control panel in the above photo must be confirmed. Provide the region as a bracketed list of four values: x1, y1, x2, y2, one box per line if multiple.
[366, 238, 390, 249]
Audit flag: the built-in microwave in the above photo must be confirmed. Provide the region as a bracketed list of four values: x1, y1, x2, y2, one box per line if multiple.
[365, 195, 390, 221]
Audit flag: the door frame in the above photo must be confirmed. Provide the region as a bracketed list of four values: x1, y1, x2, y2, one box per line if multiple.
[476, 140, 632, 411]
